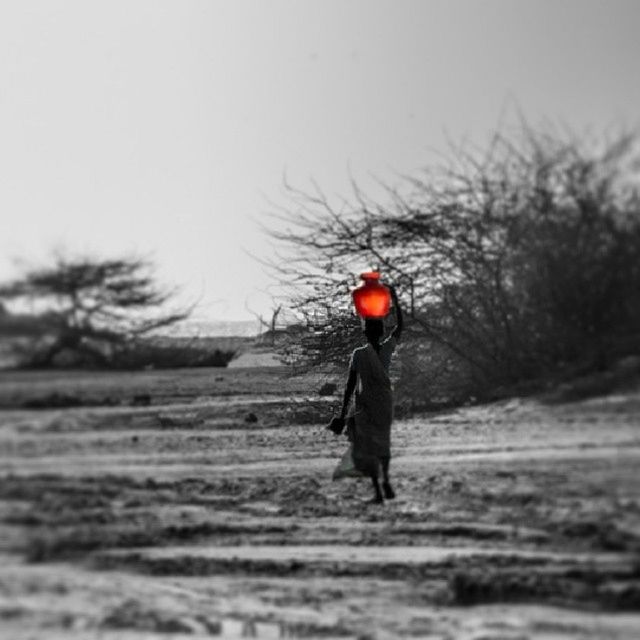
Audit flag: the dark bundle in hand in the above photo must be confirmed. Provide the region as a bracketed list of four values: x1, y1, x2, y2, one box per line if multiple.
[326, 416, 345, 435]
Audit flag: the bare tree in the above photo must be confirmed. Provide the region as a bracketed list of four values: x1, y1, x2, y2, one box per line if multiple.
[267, 125, 640, 392]
[246, 302, 283, 347]
[0, 255, 192, 367]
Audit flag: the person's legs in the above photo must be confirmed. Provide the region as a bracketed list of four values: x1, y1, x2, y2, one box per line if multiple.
[381, 456, 395, 499]
[355, 450, 384, 503]
[370, 474, 384, 503]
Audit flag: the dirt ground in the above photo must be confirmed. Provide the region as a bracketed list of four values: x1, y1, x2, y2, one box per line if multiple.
[0, 366, 639, 639]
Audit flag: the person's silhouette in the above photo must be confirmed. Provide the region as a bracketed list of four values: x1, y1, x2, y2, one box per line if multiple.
[336, 284, 403, 503]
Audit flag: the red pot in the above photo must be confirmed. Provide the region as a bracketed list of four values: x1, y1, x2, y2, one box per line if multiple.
[352, 272, 391, 318]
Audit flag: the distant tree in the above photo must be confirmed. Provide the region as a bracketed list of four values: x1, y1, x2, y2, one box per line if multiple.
[246, 303, 283, 347]
[0, 255, 192, 367]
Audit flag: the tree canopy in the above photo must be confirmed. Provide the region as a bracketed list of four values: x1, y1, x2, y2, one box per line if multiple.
[269, 126, 640, 395]
[0, 255, 191, 367]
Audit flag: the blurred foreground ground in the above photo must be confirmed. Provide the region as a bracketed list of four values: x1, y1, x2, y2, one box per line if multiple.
[0, 366, 639, 639]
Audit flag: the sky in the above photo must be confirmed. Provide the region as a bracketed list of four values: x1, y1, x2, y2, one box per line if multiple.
[1, 0, 639, 324]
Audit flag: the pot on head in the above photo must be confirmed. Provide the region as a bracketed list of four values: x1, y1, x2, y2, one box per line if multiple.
[352, 272, 391, 318]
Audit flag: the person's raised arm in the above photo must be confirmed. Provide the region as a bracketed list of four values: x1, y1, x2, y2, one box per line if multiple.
[389, 285, 403, 342]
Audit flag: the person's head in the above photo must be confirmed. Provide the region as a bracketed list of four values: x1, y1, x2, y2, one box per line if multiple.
[363, 318, 384, 344]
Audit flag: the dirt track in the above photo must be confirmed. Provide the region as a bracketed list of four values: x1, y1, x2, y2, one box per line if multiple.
[0, 368, 639, 639]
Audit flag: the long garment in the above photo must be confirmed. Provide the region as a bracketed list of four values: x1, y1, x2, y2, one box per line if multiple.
[347, 337, 396, 477]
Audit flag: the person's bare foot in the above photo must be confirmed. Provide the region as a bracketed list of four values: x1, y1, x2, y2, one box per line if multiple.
[383, 482, 396, 499]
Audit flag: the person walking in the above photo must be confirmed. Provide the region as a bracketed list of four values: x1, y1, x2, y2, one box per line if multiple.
[332, 284, 403, 504]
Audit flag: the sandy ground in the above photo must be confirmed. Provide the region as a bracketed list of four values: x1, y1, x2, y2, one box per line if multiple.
[0, 367, 639, 639]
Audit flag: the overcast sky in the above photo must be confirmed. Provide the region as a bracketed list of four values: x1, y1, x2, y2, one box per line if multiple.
[1, 0, 639, 322]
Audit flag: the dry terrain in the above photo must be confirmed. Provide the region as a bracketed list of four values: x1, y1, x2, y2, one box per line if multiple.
[0, 366, 639, 639]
